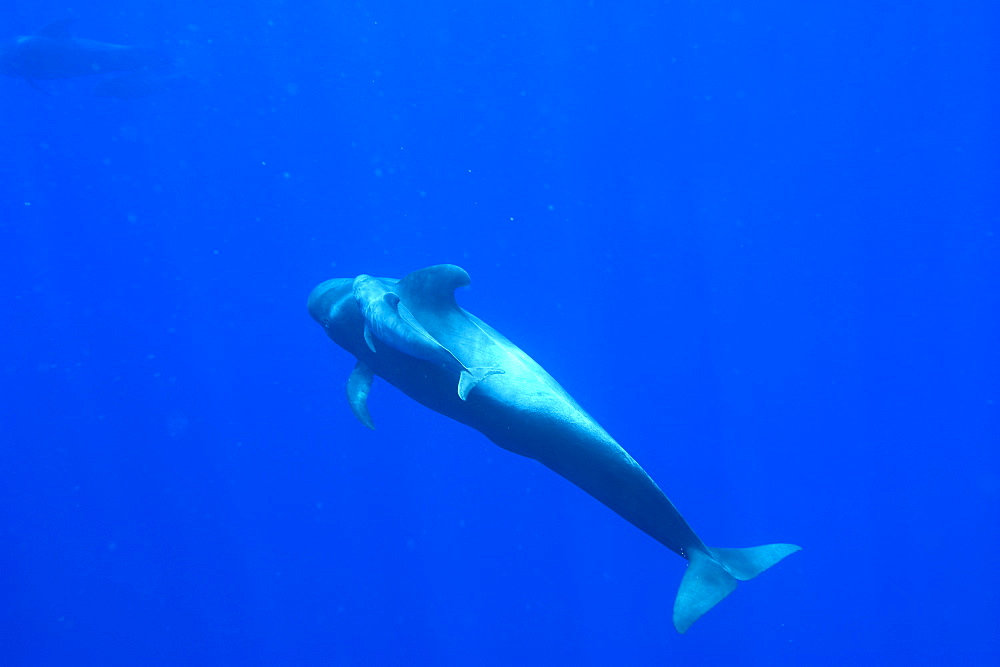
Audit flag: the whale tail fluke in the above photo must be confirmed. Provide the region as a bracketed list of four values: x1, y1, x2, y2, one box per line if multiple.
[457, 367, 505, 400]
[673, 543, 800, 633]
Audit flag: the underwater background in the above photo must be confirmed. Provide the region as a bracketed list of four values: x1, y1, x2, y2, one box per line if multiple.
[1, 1, 997, 664]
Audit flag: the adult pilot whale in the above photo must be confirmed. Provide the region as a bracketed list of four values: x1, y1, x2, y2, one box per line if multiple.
[0, 19, 171, 83]
[308, 264, 800, 633]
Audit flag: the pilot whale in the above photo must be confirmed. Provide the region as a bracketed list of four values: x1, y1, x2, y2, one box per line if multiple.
[352, 273, 504, 401]
[0, 19, 171, 83]
[308, 264, 800, 633]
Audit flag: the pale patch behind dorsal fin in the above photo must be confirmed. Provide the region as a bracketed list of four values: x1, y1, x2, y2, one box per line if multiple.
[35, 19, 75, 40]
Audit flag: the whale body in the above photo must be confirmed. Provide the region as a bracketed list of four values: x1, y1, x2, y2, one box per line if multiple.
[0, 19, 171, 82]
[352, 273, 503, 400]
[308, 264, 799, 632]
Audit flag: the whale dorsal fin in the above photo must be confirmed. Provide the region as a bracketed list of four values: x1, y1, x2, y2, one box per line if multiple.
[385, 290, 452, 353]
[35, 19, 75, 40]
[387, 295, 423, 332]
[395, 265, 470, 313]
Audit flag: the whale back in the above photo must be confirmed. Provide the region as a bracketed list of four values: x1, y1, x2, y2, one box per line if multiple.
[308, 265, 604, 455]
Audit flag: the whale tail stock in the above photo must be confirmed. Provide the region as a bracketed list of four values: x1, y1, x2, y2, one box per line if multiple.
[673, 542, 800, 633]
[457, 367, 505, 400]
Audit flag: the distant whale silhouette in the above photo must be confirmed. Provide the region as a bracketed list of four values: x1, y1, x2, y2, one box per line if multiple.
[308, 264, 800, 633]
[0, 19, 173, 94]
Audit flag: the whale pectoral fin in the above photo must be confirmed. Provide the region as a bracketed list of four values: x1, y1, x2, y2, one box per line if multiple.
[363, 324, 377, 353]
[457, 366, 505, 400]
[346, 360, 376, 430]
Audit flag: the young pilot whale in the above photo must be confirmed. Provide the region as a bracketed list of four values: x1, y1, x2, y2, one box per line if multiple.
[352, 273, 504, 401]
[308, 264, 800, 633]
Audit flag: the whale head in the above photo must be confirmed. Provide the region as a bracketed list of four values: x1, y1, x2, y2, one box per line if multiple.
[350, 273, 387, 308]
[307, 277, 355, 335]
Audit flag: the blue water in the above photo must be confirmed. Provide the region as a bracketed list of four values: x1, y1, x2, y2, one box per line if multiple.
[2, 2, 997, 664]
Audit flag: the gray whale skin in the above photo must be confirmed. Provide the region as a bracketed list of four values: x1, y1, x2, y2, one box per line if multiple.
[308, 264, 799, 633]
